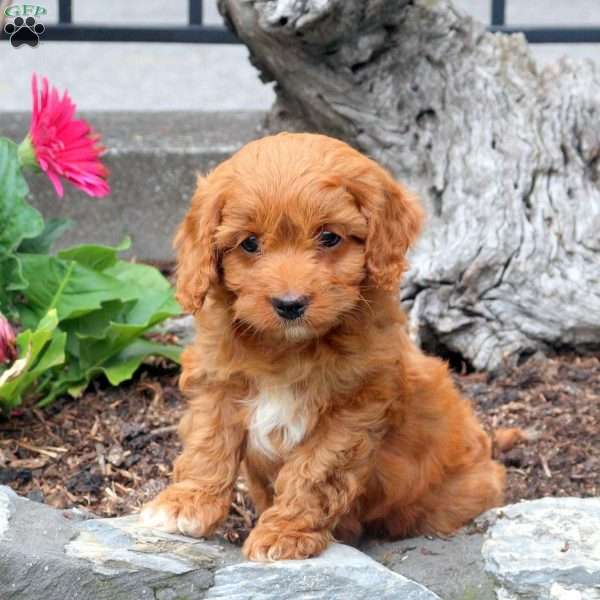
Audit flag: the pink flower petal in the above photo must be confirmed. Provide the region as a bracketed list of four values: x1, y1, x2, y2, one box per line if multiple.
[28, 74, 110, 198]
[43, 167, 65, 198]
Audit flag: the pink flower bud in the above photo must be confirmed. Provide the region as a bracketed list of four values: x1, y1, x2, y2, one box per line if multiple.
[0, 314, 17, 365]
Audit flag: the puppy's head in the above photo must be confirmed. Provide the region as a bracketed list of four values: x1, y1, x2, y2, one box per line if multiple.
[175, 133, 423, 341]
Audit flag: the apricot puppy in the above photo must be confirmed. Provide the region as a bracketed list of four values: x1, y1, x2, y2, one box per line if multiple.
[141, 133, 505, 561]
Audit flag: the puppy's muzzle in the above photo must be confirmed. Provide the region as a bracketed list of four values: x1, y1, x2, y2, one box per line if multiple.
[271, 294, 309, 321]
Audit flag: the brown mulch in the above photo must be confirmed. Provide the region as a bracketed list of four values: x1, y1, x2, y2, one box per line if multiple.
[457, 354, 600, 503]
[0, 353, 598, 545]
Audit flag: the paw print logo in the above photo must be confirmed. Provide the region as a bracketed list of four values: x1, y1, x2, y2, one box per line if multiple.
[4, 16, 45, 48]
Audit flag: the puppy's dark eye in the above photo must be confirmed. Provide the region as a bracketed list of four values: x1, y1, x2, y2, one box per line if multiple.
[240, 235, 260, 254]
[318, 230, 342, 248]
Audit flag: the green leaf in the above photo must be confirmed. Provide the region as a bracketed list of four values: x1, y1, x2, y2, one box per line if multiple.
[99, 338, 181, 385]
[0, 309, 66, 412]
[19, 218, 74, 254]
[35, 337, 180, 407]
[15, 253, 142, 325]
[5, 236, 182, 410]
[58, 238, 131, 271]
[63, 287, 180, 375]
[0, 137, 44, 255]
[0, 254, 26, 317]
[105, 259, 171, 292]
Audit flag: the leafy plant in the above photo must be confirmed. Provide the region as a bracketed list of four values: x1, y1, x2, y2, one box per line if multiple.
[0, 77, 181, 413]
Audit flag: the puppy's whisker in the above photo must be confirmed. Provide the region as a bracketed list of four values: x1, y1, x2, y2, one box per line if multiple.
[232, 318, 259, 339]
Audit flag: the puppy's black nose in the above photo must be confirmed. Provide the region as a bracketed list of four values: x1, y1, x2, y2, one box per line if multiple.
[271, 295, 309, 321]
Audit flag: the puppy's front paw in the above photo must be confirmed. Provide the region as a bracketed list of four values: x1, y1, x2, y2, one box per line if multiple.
[140, 480, 229, 538]
[243, 524, 331, 562]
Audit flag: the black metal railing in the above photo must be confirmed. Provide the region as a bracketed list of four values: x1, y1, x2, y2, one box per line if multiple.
[3, 0, 237, 43]
[490, 0, 600, 43]
[2, 0, 600, 44]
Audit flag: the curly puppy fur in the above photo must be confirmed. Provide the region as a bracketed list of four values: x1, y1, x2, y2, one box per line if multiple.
[141, 133, 505, 561]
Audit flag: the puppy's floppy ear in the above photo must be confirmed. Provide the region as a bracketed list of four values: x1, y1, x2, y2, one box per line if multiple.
[173, 175, 223, 314]
[349, 164, 424, 291]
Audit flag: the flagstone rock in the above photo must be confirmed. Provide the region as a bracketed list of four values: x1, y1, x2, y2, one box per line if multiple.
[0, 486, 234, 599]
[2, 485, 599, 600]
[0, 486, 439, 600]
[0, 484, 14, 540]
[206, 543, 440, 600]
[482, 497, 600, 600]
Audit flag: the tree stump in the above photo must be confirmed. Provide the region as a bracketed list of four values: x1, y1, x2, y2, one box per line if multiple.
[218, 0, 600, 370]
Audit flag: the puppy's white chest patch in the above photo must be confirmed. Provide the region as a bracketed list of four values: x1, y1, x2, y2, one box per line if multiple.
[248, 385, 307, 458]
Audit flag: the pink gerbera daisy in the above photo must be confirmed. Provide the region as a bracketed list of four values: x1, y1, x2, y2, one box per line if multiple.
[19, 74, 110, 198]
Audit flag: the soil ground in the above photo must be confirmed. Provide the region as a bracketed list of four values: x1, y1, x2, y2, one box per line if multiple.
[0, 353, 598, 545]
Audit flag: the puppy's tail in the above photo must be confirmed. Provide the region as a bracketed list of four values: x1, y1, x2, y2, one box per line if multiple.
[493, 427, 529, 453]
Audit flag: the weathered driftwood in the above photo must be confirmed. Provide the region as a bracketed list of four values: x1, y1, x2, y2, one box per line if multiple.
[218, 0, 600, 370]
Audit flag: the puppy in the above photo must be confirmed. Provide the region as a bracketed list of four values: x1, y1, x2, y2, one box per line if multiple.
[141, 133, 505, 561]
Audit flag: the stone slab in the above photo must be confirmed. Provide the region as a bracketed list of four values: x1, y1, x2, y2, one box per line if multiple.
[0, 483, 14, 540]
[0, 486, 234, 600]
[482, 497, 600, 600]
[0, 486, 439, 600]
[4, 484, 599, 600]
[206, 543, 440, 600]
